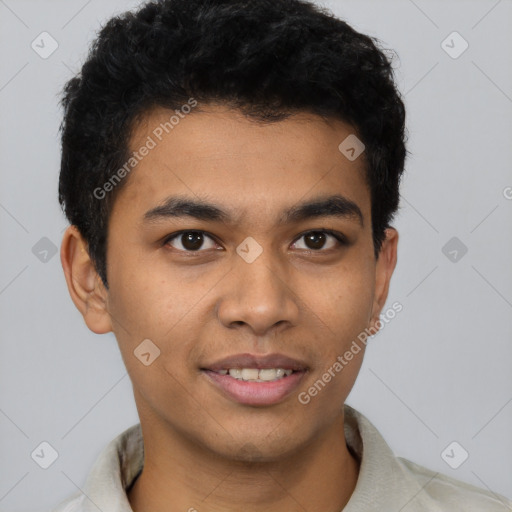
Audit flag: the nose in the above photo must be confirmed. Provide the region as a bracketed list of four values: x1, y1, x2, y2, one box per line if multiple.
[216, 249, 300, 337]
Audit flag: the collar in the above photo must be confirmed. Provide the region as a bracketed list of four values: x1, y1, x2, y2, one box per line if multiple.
[74, 404, 447, 512]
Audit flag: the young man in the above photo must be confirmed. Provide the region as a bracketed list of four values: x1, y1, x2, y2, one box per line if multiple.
[55, 0, 511, 510]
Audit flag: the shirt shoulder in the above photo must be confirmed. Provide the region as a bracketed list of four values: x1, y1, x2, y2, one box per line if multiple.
[343, 405, 512, 512]
[50, 492, 86, 512]
[49, 423, 143, 512]
[397, 456, 512, 511]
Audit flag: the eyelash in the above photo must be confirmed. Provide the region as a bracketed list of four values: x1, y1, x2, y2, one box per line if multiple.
[162, 229, 348, 254]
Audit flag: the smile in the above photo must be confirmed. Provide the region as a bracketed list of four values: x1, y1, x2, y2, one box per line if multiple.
[214, 368, 293, 382]
[201, 368, 307, 406]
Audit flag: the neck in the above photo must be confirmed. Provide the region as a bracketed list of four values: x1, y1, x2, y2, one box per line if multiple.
[127, 412, 360, 512]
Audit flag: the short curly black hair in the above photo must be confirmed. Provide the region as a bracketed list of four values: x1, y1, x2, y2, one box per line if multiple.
[58, 0, 407, 289]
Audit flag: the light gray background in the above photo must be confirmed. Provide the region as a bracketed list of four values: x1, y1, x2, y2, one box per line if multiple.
[1, 0, 511, 510]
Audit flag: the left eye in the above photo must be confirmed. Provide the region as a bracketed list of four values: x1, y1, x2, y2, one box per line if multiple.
[291, 231, 345, 251]
[163, 230, 346, 252]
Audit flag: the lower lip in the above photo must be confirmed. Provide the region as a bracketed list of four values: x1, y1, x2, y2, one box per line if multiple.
[202, 370, 306, 406]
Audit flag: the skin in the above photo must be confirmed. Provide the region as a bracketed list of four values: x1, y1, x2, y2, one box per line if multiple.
[60, 104, 398, 512]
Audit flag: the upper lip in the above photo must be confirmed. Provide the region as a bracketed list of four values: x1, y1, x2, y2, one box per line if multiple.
[202, 353, 308, 372]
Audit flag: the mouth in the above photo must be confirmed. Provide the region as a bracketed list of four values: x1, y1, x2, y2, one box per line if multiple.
[210, 367, 294, 381]
[200, 353, 308, 406]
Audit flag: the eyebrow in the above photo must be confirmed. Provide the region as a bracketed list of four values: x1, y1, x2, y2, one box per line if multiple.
[143, 194, 364, 228]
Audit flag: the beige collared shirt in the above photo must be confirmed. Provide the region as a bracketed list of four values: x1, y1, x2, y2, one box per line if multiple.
[52, 405, 512, 511]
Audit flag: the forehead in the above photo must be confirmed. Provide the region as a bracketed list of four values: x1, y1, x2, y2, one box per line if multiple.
[113, 104, 371, 226]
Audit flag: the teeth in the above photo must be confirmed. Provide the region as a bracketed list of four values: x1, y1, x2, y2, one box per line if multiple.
[259, 369, 278, 381]
[225, 368, 293, 382]
[241, 368, 259, 380]
[228, 369, 242, 379]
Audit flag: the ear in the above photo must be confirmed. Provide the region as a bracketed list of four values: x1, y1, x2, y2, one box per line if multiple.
[60, 225, 112, 334]
[369, 227, 399, 332]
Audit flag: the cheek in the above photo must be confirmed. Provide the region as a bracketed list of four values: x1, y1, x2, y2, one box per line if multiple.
[307, 265, 374, 343]
[107, 250, 205, 336]
[299, 280, 370, 412]
[107, 275, 200, 413]
[106, 259, 216, 388]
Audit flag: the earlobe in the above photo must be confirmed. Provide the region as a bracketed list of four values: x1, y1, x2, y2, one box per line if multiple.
[369, 227, 399, 332]
[60, 225, 112, 334]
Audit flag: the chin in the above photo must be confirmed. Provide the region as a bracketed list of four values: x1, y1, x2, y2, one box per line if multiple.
[206, 428, 307, 464]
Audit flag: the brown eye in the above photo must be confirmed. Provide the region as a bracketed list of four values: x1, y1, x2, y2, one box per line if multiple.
[292, 230, 346, 251]
[305, 232, 327, 250]
[165, 231, 218, 252]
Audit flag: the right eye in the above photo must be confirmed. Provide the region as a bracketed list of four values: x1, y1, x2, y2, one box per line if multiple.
[163, 231, 220, 252]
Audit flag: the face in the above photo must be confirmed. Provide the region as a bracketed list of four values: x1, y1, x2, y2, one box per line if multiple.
[61, 104, 398, 462]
